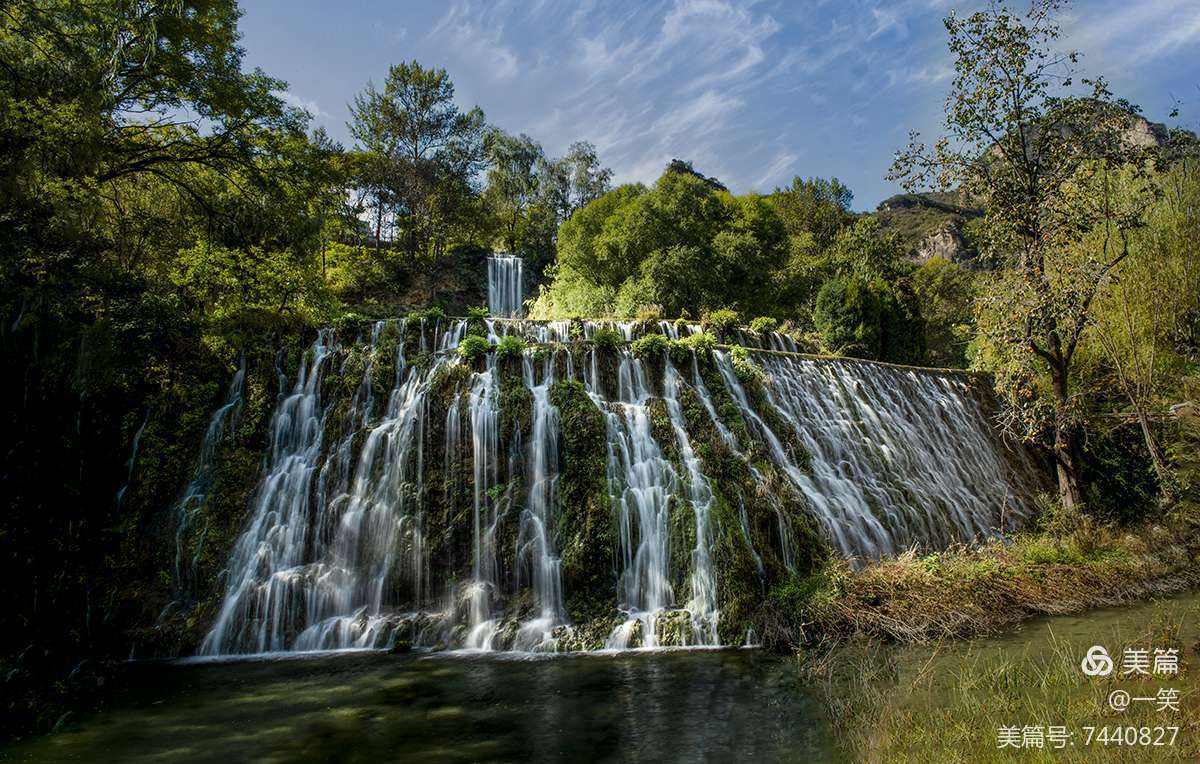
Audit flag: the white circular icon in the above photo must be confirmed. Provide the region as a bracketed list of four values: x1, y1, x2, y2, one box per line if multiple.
[1081, 645, 1113, 676]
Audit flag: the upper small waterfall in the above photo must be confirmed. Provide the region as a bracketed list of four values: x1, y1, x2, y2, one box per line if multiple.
[488, 255, 525, 318]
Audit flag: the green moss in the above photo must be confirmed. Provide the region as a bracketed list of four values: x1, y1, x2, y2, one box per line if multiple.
[498, 375, 532, 446]
[551, 379, 616, 623]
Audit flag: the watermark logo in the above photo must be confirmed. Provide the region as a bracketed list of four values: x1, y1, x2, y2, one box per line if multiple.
[1081, 645, 1113, 677]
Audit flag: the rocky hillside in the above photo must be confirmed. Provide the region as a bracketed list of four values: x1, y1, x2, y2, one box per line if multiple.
[873, 190, 983, 266]
[876, 114, 1176, 267]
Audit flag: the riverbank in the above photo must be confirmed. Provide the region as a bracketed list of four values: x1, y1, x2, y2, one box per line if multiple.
[776, 502, 1200, 648]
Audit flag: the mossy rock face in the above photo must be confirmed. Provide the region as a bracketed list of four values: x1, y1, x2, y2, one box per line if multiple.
[552, 379, 618, 624]
[498, 372, 533, 447]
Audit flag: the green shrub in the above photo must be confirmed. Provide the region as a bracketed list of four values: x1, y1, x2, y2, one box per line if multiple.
[457, 334, 491, 362]
[635, 306, 664, 324]
[631, 333, 669, 358]
[591, 327, 624, 350]
[670, 331, 717, 362]
[408, 306, 447, 322]
[813, 276, 924, 363]
[749, 316, 778, 334]
[703, 308, 740, 334]
[466, 306, 489, 321]
[730, 345, 764, 383]
[495, 335, 526, 362]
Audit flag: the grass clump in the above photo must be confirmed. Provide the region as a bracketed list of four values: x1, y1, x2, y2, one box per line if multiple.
[748, 316, 778, 334]
[407, 306, 447, 322]
[796, 509, 1200, 645]
[730, 345, 764, 383]
[703, 308, 740, 335]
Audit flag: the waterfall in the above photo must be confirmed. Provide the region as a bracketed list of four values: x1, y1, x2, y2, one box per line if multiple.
[714, 350, 1032, 559]
[201, 334, 335, 655]
[513, 350, 567, 650]
[464, 357, 502, 649]
[487, 255, 525, 318]
[172, 359, 245, 594]
[115, 409, 149, 509]
[191, 318, 1037, 655]
[662, 360, 718, 645]
[589, 349, 678, 649]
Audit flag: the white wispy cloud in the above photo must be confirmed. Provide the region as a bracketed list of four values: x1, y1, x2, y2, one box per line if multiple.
[279, 91, 328, 118]
[428, 3, 521, 81]
[370, 0, 1197, 204]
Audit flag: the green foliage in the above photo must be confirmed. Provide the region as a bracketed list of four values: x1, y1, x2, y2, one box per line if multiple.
[348, 60, 487, 257]
[670, 332, 717, 362]
[813, 277, 923, 363]
[591, 327, 624, 351]
[456, 334, 490, 362]
[494, 335, 526, 362]
[891, 0, 1166, 507]
[910, 257, 977, 368]
[466, 306, 490, 321]
[703, 309, 741, 335]
[730, 346, 765, 383]
[1081, 426, 1161, 523]
[768, 177, 855, 251]
[630, 333, 669, 359]
[534, 167, 788, 318]
[408, 306, 447, 322]
[748, 317, 778, 334]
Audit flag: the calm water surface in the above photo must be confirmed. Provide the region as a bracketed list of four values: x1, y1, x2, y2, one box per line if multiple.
[4, 648, 832, 763]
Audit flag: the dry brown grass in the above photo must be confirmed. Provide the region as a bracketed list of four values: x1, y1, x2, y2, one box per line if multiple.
[798, 504, 1200, 646]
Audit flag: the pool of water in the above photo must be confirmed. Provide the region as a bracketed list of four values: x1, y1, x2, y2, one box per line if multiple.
[4, 648, 832, 762]
[10, 592, 1198, 762]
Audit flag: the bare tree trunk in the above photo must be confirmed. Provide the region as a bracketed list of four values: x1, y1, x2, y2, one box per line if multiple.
[1051, 363, 1086, 509]
[374, 197, 383, 253]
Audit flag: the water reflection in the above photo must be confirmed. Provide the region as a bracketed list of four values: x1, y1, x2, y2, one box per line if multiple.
[9, 650, 831, 762]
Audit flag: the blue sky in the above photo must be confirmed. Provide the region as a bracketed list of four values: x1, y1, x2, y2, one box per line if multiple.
[241, 0, 1200, 210]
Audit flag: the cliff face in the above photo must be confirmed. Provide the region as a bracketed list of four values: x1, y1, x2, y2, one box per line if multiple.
[875, 113, 1179, 268]
[874, 191, 983, 265]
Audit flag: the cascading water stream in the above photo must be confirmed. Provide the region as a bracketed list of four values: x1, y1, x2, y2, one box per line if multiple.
[190, 317, 1037, 656]
[201, 334, 335, 655]
[756, 353, 1031, 556]
[661, 360, 719, 645]
[586, 349, 678, 649]
[487, 255, 525, 318]
[464, 355, 503, 649]
[172, 358, 246, 593]
[513, 349, 567, 650]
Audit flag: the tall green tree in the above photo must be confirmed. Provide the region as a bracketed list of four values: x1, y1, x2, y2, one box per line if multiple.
[539, 141, 613, 220]
[347, 61, 486, 258]
[483, 130, 547, 255]
[890, 0, 1162, 509]
[769, 176, 855, 251]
